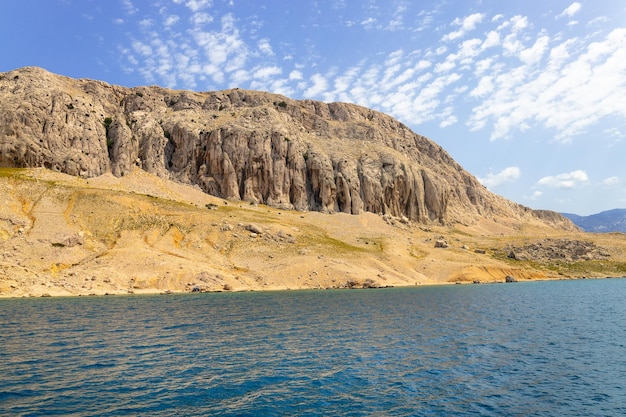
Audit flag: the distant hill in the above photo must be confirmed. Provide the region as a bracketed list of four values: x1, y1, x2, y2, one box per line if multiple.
[562, 209, 626, 233]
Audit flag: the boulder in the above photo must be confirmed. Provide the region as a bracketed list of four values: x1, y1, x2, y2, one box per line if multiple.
[434, 239, 450, 248]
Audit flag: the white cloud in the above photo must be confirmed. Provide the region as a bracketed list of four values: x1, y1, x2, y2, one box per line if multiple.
[132, 40, 152, 56]
[416, 60, 431, 70]
[442, 13, 484, 42]
[185, 0, 212, 12]
[478, 166, 521, 188]
[122, 0, 137, 15]
[439, 113, 457, 128]
[229, 69, 250, 86]
[253, 66, 281, 79]
[536, 170, 589, 189]
[588, 16, 609, 26]
[469, 75, 493, 97]
[473, 57, 493, 76]
[190, 12, 212, 26]
[193, 13, 246, 68]
[467, 27, 626, 141]
[304, 73, 328, 97]
[164, 15, 180, 27]
[510, 15, 529, 32]
[258, 39, 273, 56]
[481, 31, 500, 50]
[387, 4, 407, 31]
[457, 38, 482, 63]
[602, 176, 620, 186]
[289, 70, 303, 81]
[361, 17, 377, 29]
[559, 2, 582, 19]
[435, 56, 456, 73]
[120, 8, 253, 89]
[519, 35, 549, 65]
[119, 2, 626, 147]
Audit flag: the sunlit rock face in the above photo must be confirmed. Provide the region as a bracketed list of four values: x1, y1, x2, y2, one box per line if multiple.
[0, 66, 575, 228]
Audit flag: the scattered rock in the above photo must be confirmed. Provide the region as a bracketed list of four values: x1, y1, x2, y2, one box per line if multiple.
[345, 280, 361, 289]
[51, 234, 84, 248]
[244, 224, 263, 234]
[505, 275, 517, 283]
[504, 239, 610, 262]
[362, 278, 380, 289]
[434, 239, 449, 248]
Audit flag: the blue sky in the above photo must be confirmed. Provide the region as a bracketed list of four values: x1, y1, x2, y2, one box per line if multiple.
[1, 0, 625, 215]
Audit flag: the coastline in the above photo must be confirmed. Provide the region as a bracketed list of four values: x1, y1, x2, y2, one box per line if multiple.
[2, 274, 623, 299]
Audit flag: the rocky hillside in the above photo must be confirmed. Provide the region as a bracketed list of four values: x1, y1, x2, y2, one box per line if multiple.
[2, 167, 625, 298]
[0, 67, 574, 229]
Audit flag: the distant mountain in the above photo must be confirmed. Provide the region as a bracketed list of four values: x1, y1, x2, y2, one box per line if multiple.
[562, 209, 626, 233]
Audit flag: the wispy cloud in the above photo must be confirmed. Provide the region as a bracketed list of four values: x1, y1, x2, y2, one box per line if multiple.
[602, 176, 620, 186]
[387, 3, 408, 31]
[361, 17, 377, 29]
[304, 73, 328, 97]
[119, 2, 626, 146]
[468, 27, 626, 142]
[121, 0, 137, 15]
[442, 13, 484, 42]
[184, 0, 213, 12]
[164, 15, 180, 27]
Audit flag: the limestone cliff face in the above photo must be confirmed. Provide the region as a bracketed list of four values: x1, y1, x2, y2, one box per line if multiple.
[0, 67, 573, 227]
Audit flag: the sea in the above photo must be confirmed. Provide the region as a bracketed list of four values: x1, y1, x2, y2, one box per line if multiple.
[1, 278, 625, 416]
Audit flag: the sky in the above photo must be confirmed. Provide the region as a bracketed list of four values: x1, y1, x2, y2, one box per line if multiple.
[1, 0, 625, 215]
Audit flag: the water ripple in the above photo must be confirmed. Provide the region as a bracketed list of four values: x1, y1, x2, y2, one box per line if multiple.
[1, 279, 626, 416]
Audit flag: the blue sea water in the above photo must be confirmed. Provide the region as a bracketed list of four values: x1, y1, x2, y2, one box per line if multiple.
[1, 278, 626, 416]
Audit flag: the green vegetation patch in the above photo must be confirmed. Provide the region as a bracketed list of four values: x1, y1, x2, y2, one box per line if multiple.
[494, 253, 626, 277]
[298, 232, 373, 255]
[0, 167, 29, 179]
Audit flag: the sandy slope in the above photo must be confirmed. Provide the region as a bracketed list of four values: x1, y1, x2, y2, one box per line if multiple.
[1, 168, 625, 298]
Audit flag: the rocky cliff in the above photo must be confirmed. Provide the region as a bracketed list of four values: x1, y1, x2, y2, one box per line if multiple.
[0, 67, 573, 228]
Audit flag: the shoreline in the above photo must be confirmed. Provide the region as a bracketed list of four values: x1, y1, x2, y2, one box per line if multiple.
[2, 275, 622, 299]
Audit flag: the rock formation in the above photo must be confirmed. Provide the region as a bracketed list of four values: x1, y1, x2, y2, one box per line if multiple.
[0, 67, 575, 227]
[505, 239, 611, 262]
